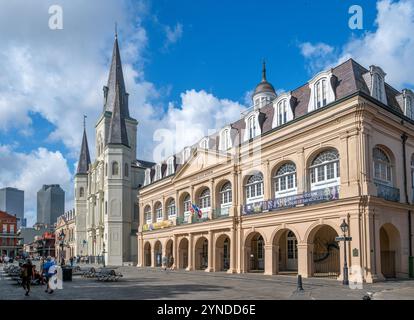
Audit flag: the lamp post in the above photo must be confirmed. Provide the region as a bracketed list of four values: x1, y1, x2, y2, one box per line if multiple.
[102, 242, 106, 268]
[58, 229, 66, 266]
[340, 219, 349, 286]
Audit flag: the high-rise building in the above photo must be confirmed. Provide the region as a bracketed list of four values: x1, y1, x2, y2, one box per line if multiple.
[0, 187, 25, 229]
[37, 185, 65, 226]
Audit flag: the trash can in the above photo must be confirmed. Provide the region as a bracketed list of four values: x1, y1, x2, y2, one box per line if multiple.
[409, 256, 414, 278]
[62, 267, 73, 281]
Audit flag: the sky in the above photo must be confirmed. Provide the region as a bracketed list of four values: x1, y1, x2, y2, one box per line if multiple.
[0, 0, 413, 227]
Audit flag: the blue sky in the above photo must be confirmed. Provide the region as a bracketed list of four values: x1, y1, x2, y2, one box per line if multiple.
[0, 0, 413, 226]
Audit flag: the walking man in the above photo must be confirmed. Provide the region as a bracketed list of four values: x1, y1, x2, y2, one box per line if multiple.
[21, 258, 35, 296]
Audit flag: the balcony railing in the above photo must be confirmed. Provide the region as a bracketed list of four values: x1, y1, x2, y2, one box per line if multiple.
[242, 186, 340, 215]
[212, 207, 230, 219]
[375, 183, 400, 202]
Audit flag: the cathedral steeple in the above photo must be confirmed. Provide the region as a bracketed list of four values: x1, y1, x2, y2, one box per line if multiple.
[107, 79, 130, 147]
[76, 117, 91, 175]
[103, 32, 129, 118]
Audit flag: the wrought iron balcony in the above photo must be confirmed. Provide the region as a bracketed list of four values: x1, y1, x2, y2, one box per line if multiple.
[212, 207, 231, 219]
[375, 183, 400, 202]
[242, 186, 340, 215]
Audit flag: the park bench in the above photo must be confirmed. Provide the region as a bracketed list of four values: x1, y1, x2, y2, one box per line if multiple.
[95, 268, 123, 282]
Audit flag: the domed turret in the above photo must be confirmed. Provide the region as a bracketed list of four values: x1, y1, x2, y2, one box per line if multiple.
[252, 61, 276, 108]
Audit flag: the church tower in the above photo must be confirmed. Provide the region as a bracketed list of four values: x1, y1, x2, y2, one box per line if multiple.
[74, 121, 91, 257]
[95, 32, 138, 266]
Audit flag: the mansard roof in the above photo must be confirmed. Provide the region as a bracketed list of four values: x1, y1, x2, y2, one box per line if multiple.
[143, 58, 407, 187]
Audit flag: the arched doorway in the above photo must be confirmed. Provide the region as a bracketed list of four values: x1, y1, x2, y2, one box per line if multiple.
[178, 238, 189, 269]
[215, 235, 230, 271]
[165, 239, 174, 268]
[309, 225, 340, 278]
[273, 229, 298, 274]
[380, 223, 401, 278]
[144, 242, 151, 267]
[195, 237, 208, 270]
[245, 232, 265, 272]
[154, 241, 162, 267]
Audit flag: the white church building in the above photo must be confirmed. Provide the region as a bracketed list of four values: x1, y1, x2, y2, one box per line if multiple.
[74, 34, 154, 266]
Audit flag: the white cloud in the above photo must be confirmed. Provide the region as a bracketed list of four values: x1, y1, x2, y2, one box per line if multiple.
[0, 145, 72, 227]
[164, 23, 183, 48]
[299, 0, 414, 89]
[148, 89, 247, 162]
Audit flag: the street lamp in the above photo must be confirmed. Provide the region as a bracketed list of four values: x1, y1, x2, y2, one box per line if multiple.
[340, 219, 349, 286]
[102, 242, 106, 268]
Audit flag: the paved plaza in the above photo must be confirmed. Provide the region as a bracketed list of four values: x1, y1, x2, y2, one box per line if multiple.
[1, 264, 414, 300]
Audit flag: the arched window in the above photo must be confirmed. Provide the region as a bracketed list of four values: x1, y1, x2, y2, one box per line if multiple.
[273, 163, 297, 196]
[309, 149, 340, 189]
[124, 163, 129, 177]
[144, 206, 152, 223]
[248, 116, 257, 140]
[167, 199, 176, 217]
[199, 188, 211, 209]
[183, 194, 191, 214]
[220, 182, 232, 205]
[155, 164, 162, 181]
[220, 129, 231, 151]
[314, 78, 327, 109]
[245, 173, 264, 203]
[112, 161, 119, 176]
[411, 155, 414, 191]
[167, 158, 174, 176]
[79, 187, 84, 198]
[373, 73, 383, 101]
[407, 96, 413, 119]
[200, 138, 208, 149]
[144, 169, 151, 186]
[155, 203, 163, 221]
[277, 99, 288, 125]
[373, 147, 392, 184]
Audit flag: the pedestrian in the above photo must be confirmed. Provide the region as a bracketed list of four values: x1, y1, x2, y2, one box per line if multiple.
[43, 256, 55, 294]
[169, 256, 175, 270]
[162, 256, 168, 271]
[21, 258, 35, 296]
[69, 256, 74, 267]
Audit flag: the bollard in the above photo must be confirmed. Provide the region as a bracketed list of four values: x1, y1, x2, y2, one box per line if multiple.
[297, 274, 304, 291]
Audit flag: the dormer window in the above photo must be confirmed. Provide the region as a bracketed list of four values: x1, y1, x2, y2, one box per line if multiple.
[166, 157, 174, 176]
[369, 66, 387, 105]
[278, 99, 288, 125]
[315, 78, 327, 109]
[184, 147, 191, 162]
[272, 93, 293, 128]
[219, 127, 232, 151]
[200, 138, 208, 149]
[248, 116, 256, 139]
[155, 164, 162, 181]
[144, 169, 151, 186]
[308, 70, 334, 112]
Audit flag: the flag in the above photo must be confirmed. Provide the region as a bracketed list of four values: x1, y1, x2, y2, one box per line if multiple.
[191, 204, 203, 218]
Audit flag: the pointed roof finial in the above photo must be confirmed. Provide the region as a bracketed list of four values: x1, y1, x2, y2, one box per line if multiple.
[262, 59, 267, 82]
[115, 22, 118, 39]
[83, 115, 87, 130]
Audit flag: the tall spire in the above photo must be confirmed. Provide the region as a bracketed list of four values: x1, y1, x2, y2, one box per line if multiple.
[76, 118, 91, 175]
[262, 60, 267, 82]
[107, 79, 129, 147]
[103, 32, 129, 118]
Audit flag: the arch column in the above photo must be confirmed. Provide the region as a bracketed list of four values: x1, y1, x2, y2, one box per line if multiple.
[297, 243, 312, 278]
[186, 234, 194, 271]
[272, 245, 280, 275]
[206, 231, 214, 272]
[173, 235, 178, 269]
[150, 245, 155, 267]
[137, 235, 143, 267]
[264, 244, 274, 275]
[228, 228, 237, 273]
[264, 160, 272, 200]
